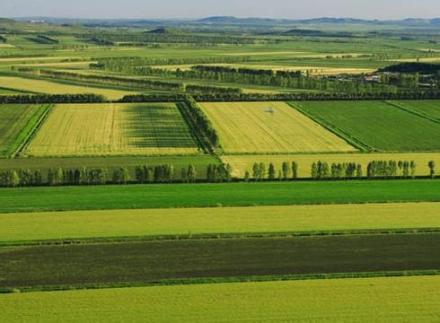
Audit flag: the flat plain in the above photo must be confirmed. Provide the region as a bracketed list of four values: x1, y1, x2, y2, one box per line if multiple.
[1, 234, 439, 289]
[0, 76, 135, 100]
[392, 100, 440, 122]
[2, 276, 438, 323]
[0, 180, 438, 213]
[293, 101, 440, 152]
[0, 104, 49, 157]
[200, 101, 357, 154]
[25, 103, 200, 157]
[0, 202, 439, 243]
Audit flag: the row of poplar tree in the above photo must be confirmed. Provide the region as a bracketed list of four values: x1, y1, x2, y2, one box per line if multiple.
[0, 161, 436, 188]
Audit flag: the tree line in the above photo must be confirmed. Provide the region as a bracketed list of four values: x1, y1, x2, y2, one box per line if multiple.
[0, 163, 234, 188]
[0, 94, 105, 104]
[94, 56, 252, 73]
[172, 65, 397, 94]
[179, 96, 220, 150]
[82, 33, 258, 45]
[20, 68, 184, 92]
[185, 84, 242, 95]
[0, 160, 436, 188]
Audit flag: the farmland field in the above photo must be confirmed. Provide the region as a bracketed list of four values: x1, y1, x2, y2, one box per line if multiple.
[1, 276, 438, 322]
[1, 234, 439, 289]
[0, 180, 438, 213]
[0, 76, 135, 100]
[2, 15, 440, 322]
[292, 101, 440, 152]
[200, 102, 357, 154]
[25, 103, 200, 157]
[0, 202, 439, 244]
[391, 100, 440, 122]
[222, 152, 440, 178]
[0, 104, 50, 157]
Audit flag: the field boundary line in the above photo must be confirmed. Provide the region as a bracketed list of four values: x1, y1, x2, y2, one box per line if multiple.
[2, 227, 440, 247]
[385, 100, 440, 124]
[1, 269, 439, 294]
[176, 101, 213, 154]
[287, 101, 373, 152]
[11, 104, 53, 158]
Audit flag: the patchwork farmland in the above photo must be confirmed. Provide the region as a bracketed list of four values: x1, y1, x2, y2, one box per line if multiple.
[200, 102, 357, 154]
[24, 103, 201, 157]
[1, 16, 440, 322]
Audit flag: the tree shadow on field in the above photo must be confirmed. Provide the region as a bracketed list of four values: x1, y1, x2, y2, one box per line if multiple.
[124, 104, 196, 148]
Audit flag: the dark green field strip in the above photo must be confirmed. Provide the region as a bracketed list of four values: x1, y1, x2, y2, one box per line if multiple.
[0, 179, 439, 213]
[0, 234, 439, 290]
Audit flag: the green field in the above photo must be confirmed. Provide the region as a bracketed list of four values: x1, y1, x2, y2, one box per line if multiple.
[392, 100, 440, 122]
[1, 234, 438, 289]
[25, 103, 201, 157]
[2, 276, 438, 322]
[0, 104, 49, 157]
[0, 180, 438, 213]
[1, 202, 439, 244]
[292, 101, 440, 152]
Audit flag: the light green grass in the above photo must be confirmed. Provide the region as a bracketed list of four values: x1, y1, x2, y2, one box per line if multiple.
[1, 202, 439, 243]
[0, 276, 439, 322]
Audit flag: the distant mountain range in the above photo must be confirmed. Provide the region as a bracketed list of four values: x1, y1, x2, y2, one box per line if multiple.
[10, 16, 440, 28]
[197, 16, 440, 26]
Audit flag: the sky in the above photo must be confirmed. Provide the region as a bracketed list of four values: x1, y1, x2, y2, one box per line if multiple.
[1, 0, 440, 20]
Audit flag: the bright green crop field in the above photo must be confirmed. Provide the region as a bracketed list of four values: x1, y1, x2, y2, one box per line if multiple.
[1, 202, 439, 244]
[0, 104, 50, 157]
[1, 276, 439, 322]
[292, 101, 440, 152]
[0, 180, 439, 213]
[392, 100, 440, 122]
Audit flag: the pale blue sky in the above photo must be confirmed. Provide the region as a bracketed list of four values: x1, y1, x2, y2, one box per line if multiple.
[1, 0, 439, 19]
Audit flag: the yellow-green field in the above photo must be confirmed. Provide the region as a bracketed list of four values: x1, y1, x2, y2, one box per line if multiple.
[1, 276, 438, 322]
[200, 102, 357, 154]
[24, 103, 200, 157]
[0, 76, 135, 100]
[0, 202, 439, 243]
[222, 153, 440, 178]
